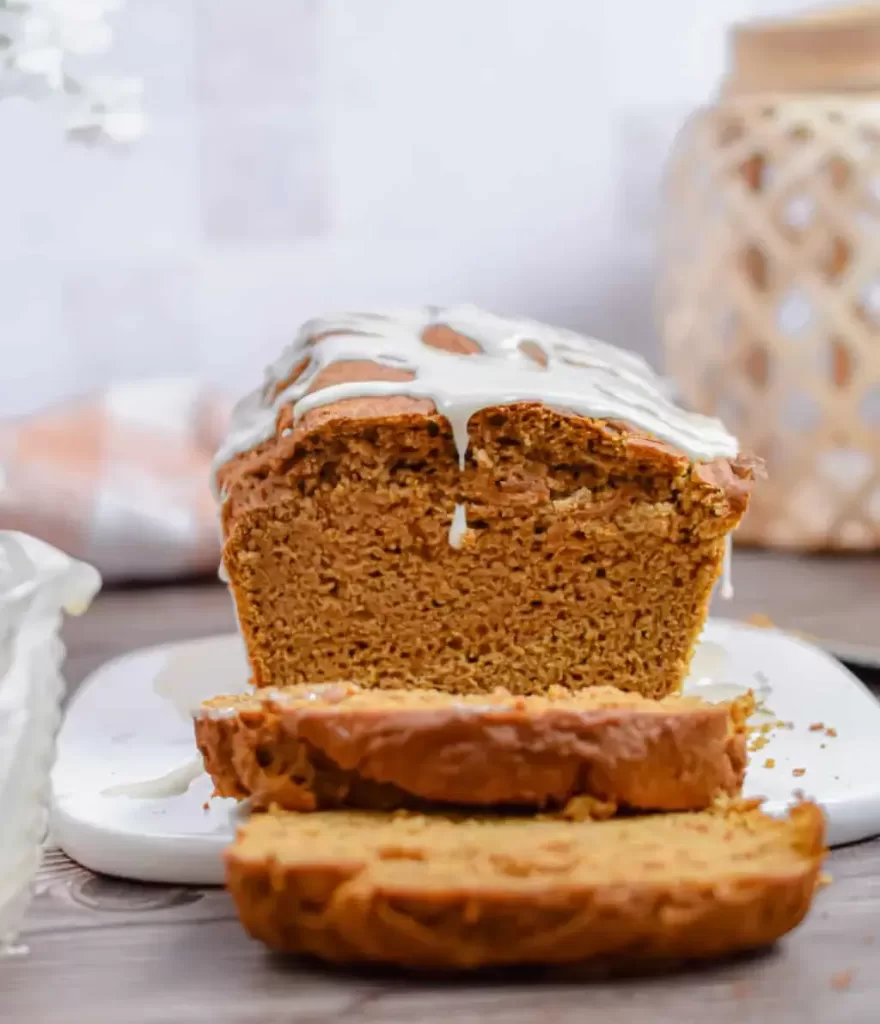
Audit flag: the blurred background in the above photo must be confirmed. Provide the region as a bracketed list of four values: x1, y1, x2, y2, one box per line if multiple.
[0, 0, 812, 414]
[1, 0, 879, 578]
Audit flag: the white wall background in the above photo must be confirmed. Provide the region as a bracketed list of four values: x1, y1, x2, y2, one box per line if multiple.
[0, 0, 823, 416]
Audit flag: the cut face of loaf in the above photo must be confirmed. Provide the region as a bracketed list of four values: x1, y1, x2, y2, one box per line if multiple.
[216, 311, 757, 697]
[225, 801, 826, 970]
[195, 683, 750, 814]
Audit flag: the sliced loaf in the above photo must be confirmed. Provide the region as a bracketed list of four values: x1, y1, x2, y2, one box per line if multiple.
[195, 683, 750, 814]
[226, 800, 826, 970]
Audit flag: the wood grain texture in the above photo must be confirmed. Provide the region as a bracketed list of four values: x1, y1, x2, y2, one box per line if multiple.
[3, 554, 880, 1022]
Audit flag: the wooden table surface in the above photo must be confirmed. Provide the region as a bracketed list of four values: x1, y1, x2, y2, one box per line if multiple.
[4, 550, 880, 1023]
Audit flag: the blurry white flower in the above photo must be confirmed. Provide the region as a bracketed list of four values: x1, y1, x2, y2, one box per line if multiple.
[20, 13, 52, 46]
[0, 0, 143, 144]
[67, 75, 145, 143]
[100, 105, 144, 142]
[58, 15, 112, 56]
[13, 43, 61, 86]
[49, 0, 122, 14]
[85, 72, 140, 103]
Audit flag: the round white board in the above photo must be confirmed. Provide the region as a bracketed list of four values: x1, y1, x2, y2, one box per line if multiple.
[51, 621, 880, 884]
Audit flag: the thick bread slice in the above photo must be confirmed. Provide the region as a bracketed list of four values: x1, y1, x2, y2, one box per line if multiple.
[195, 683, 749, 814]
[225, 801, 826, 970]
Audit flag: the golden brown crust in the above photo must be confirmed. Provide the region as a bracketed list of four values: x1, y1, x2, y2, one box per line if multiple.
[692, 453, 765, 515]
[224, 802, 826, 970]
[195, 685, 749, 813]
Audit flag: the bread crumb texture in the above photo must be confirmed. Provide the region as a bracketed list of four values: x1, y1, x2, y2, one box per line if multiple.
[195, 684, 748, 814]
[218, 380, 755, 698]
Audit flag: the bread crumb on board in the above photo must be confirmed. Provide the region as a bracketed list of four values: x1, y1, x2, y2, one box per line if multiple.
[747, 613, 776, 629]
[747, 717, 792, 753]
[745, 612, 819, 645]
[793, 768, 806, 777]
[763, 757, 776, 769]
[562, 794, 618, 821]
[730, 980, 754, 999]
[830, 969, 855, 991]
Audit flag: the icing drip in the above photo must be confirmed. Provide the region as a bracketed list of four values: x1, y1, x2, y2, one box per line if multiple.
[448, 503, 468, 549]
[720, 534, 734, 600]
[686, 639, 728, 684]
[213, 307, 741, 562]
[684, 638, 772, 708]
[101, 758, 203, 799]
[212, 305, 739, 494]
[195, 705, 239, 721]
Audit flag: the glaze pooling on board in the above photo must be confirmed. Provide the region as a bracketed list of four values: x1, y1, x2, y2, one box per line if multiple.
[101, 758, 203, 800]
[212, 305, 740, 492]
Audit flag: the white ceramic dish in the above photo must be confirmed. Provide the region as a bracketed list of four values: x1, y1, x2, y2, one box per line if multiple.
[51, 620, 880, 885]
[0, 533, 100, 949]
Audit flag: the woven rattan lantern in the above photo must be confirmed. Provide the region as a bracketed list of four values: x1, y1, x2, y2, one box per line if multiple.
[659, 6, 880, 550]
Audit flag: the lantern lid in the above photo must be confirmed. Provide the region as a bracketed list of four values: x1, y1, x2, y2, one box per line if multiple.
[727, 4, 880, 95]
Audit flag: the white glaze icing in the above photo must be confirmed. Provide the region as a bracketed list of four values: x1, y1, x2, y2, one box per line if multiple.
[684, 638, 772, 709]
[192, 683, 357, 720]
[212, 305, 739, 492]
[686, 639, 729, 684]
[448, 503, 468, 549]
[193, 704, 240, 721]
[720, 534, 734, 600]
[101, 757, 203, 799]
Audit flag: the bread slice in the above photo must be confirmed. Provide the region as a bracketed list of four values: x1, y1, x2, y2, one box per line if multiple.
[196, 683, 749, 814]
[225, 800, 826, 970]
[215, 308, 758, 699]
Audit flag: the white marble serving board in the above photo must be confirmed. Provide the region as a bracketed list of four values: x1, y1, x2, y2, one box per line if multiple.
[51, 621, 880, 885]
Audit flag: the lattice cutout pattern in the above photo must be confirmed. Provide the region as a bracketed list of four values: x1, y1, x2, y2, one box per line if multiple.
[659, 97, 880, 550]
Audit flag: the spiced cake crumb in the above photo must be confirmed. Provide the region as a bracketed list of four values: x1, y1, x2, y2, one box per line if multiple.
[747, 613, 775, 629]
[195, 685, 748, 814]
[830, 970, 854, 992]
[225, 801, 826, 969]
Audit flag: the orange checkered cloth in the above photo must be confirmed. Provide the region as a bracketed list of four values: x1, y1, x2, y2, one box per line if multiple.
[0, 379, 231, 582]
